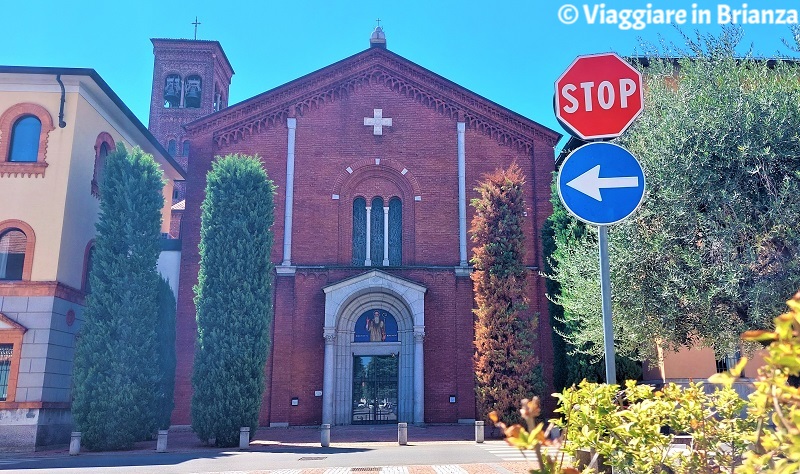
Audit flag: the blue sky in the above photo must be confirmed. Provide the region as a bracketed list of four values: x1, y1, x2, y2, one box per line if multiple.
[4, 1, 799, 148]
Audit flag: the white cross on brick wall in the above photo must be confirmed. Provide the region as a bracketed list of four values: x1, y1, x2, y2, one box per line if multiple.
[364, 109, 392, 135]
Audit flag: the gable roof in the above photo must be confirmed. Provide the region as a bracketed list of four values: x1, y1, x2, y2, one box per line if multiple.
[185, 47, 561, 153]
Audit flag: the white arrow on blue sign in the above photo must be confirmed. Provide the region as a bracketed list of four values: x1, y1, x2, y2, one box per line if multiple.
[557, 142, 645, 226]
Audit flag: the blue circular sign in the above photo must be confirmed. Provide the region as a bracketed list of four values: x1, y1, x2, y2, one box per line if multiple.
[557, 142, 645, 226]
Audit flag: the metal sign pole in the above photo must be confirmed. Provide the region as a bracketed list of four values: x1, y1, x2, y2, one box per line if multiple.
[598, 225, 617, 385]
[558, 143, 644, 386]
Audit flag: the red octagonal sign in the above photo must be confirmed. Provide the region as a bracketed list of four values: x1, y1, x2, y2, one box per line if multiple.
[555, 53, 643, 140]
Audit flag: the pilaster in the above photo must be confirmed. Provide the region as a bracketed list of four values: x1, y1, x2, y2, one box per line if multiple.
[281, 117, 297, 267]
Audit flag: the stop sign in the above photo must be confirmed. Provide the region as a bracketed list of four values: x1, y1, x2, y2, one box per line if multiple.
[555, 53, 643, 140]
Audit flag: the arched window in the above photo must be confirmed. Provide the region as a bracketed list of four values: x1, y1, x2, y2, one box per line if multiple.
[182, 140, 190, 157]
[0, 103, 55, 176]
[168, 139, 176, 156]
[8, 116, 41, 163]
[164, 74, 182, 108]
[185, 75, 202, 108]
[388, 198, 402, 266]
[370, 197, 384, 266]
[92, 132, 114, 197]
[352, 197, 366, 265]
[0, 229, 27, 281]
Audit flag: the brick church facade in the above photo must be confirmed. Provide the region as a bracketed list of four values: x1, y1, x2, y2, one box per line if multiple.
[148, 28, 561, 427]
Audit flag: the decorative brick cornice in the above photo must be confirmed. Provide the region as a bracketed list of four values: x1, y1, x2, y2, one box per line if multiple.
[185, 49, 561, 151]
[0, 281, 85, 305]
[0, 162, 48, 177]
[0, 401, 71, 410]
[151, 38, 235, 78]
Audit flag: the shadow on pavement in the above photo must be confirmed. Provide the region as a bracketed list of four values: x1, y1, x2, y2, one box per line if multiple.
[4, 446, 372, 471]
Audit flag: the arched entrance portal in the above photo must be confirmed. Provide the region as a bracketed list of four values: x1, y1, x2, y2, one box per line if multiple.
[322, 270, 426, 425]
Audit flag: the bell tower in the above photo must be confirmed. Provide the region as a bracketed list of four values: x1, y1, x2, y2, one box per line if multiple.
[148, 38, 234, 173]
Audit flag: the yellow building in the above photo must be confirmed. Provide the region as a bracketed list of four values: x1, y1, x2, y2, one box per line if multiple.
[0, 66, 184, 450]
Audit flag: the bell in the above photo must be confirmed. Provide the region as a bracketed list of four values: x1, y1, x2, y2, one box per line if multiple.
[163, 76, 181, 107]
[185, 78, 202, 108]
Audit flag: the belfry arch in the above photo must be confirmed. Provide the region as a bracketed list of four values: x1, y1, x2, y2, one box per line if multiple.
[322, 270, 426, 425]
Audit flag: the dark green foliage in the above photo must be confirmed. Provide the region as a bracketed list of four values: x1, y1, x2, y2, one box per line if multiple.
[565, 353, 642, 385]
[155, 276, 176, 430]
[541, 186, 574, 392]
[72, 143, 165, 450]
[543, 182, 642, 387]
[191, 154, 276, 447]
[471, 163, 542, 425]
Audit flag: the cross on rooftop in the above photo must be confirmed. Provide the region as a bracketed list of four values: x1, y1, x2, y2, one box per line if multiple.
[376, 18, 381, 27]
[192, 17, 201, 40]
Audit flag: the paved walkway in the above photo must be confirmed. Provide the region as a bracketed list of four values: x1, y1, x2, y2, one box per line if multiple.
[37, 424, 502, 453]
[0, 425, 568, 473]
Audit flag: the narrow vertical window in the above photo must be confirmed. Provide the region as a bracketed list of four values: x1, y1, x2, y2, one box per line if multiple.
[0, 229, 26, 281]
[168, 139, 176, 156]
[0, 344, 12, 401]
[388, 198, 402, 266]
[182, 140, 190, 157]
[213, 83, 220, 112]
[352, 198, 366, 265]
[370, 197, 384, 266]
[8, 116, 41, 163]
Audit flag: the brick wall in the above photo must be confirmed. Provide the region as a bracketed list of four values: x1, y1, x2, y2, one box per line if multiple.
[167, 52, 557, 426]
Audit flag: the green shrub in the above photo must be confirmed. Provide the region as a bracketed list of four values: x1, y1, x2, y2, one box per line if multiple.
[71, 144, 164, 450]
[738, 292, 800, 474]
[493, 291, 800, 474]
[191, 154, 276, 447]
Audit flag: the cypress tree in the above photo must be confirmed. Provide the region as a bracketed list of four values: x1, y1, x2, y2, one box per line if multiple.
[72, 143, 164, 450]
[155, 276, 176, 430]
[191, 154, 275, 447]
[471, 163, 541, 425]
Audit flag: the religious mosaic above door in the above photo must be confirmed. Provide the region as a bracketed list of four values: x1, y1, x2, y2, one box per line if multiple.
[354, 309, 398, 342]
